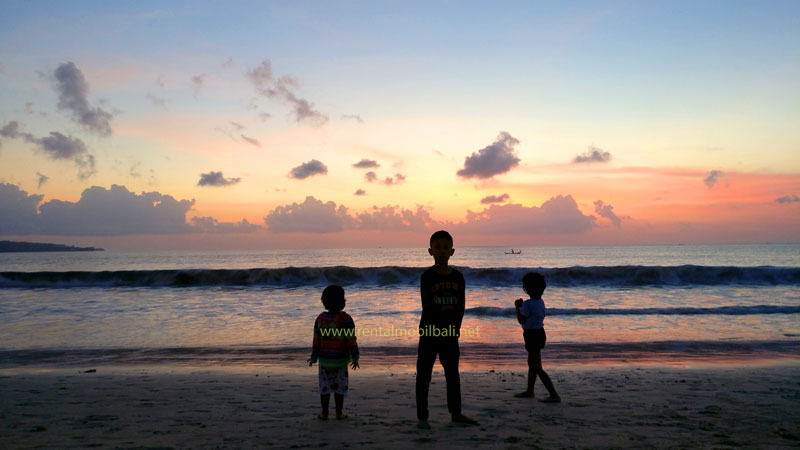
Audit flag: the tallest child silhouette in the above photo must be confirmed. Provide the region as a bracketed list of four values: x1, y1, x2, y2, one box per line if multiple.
[415, 230, 478, 429]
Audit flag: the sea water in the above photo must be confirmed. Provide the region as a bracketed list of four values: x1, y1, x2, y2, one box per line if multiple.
[1, 245, 798, 368]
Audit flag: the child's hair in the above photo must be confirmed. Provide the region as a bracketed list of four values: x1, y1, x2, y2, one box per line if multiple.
[321, 284, 346, 312]
[429, 230, 454, 247]
[522, 272, 546, 298]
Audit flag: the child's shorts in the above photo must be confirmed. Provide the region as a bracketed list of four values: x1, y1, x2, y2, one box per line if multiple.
[523, 328, 546, 352]
[319, 366, 349, 395]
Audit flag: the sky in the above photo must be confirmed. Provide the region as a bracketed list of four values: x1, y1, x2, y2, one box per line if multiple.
[0, 0, 798, 249]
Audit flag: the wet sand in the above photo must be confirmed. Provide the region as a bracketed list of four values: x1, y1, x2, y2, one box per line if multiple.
[1, 362, 799, 449]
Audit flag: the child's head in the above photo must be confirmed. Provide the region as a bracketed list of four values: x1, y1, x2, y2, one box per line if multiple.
[429, 230, 453, 248]
[321, 284, 346, 313]
[428, 230, 455, 264]
[522, 272, 546, 299]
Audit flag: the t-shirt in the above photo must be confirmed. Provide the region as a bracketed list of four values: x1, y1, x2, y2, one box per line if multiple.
[520, 298, 545, 330]
[310, 311, 359, 368]
[419, 266, 465, 336]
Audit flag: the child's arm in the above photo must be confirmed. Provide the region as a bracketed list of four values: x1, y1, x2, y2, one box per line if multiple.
[308, 321, 321, 366]
[514, 299, 527, 326]
[346, 315, 359, 369]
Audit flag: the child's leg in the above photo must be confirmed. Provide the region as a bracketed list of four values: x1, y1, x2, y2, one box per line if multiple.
[438, 338, 462, 416]
[514, 351, 537, 397]
[415, 338, 437, 421]
[334, 393, 344, 417]
[320, 394, 331, 419]
[532, 351, 559, 400]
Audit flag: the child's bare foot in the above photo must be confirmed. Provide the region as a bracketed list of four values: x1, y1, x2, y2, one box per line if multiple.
[514, 390, 534, 398]
[417, 419, 431, 429]
[451, 413, 479, 425]
[335, 413, 348, 420]
[318, 413, 329, 420]
[539, 395, 561, 403]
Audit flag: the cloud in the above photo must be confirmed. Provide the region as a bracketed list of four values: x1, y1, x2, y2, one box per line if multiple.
[230, 121, 245, 131]
[265, 196, 355, 233]
[573, 146, 611, 164]
[191, 73, 207, 96]
[247, 60, 274, 90]
[354, 189, 366, 196]
[457, 131, 520, 179]
[240, 134, 261, 147]
[265, 197, 435, 233]
[221, 57, 235, 69]
[0, 183, 258, 235]
[146, 92, 168, 107]
[704, 170, 723, 188]
[189, 216, 260, 233]
[459, 195, 596, 234]
[356, 205, 434, 232]
[775, 194, 800, 204]
[36, 172, 49, 188]
[365, 171, 377, 182]
[593, 200, 622, 227]
[341, 114, 364, 124]
[247, 59, 328, 126]
[0, 183, 43, 234]
[53, 62, 113, 136]
[197, 171, 241, 187]
[289, 159, 327, 179]
[381, 173, 407, 185]
[1, 121, 95, 179]
[480, 193, 509, 204]
[353, 159, 380, 169]
[258, 112, 272, 122]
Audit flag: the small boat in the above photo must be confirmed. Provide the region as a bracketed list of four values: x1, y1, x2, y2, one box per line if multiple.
[504, 249, 522, 254]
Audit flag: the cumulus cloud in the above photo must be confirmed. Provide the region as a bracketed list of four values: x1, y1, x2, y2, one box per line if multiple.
[289, 159, 327, 179]
[356, 205, 435, 232]
[480, 193, 509, 204]
[247, 59, 328, 126]
[354, 189, 366, 196]
[264, 197, 435, 233]
[197, 171, 241, 187]
[459, 195, 596, 234]
[146, 92, 168, 107]
[573, 146, 611, 164]
[353, 159, 380, 169]
[1, 121, 95, 179]
[240, 134, 261, 147]
[457, 132, 521, 179]
[36, 172, 49, 188]
[0, 183, 259, 236]
[593, 200, 622, 227]
[341, 114, 364, 124]
[265, 196, 355, 233]
[53, 62, 113, 136]
[776, 194, 800, 204]
[365, 171, 378, 182]
[704, 170, 723, 188]
[0, 183, 43, 234]
[189, 216, 260, 233]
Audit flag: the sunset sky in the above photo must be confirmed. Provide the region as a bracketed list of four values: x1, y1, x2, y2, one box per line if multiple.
[1, 1, 798, 249]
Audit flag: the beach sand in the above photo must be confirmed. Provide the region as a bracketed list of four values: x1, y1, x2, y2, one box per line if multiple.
[1, 362, 799, 449]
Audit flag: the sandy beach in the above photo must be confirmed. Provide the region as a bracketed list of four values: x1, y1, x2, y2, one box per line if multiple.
[2, 361, 798, 449]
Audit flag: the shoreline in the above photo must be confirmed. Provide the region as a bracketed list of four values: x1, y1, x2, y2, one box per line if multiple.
[2, 361, 798, 449]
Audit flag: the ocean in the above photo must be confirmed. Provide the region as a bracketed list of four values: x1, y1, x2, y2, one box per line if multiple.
[1, 244, 798, 368]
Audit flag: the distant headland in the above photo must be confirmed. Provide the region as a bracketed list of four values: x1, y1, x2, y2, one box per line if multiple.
[0, 241, 104, 253]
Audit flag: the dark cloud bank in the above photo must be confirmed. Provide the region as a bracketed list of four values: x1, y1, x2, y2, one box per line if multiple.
[264, 194, 598, 235]
[0, 183, 257, 235]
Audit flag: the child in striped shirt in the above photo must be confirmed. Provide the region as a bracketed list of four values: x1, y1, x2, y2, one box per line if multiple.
[308, 284, 360, 419]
